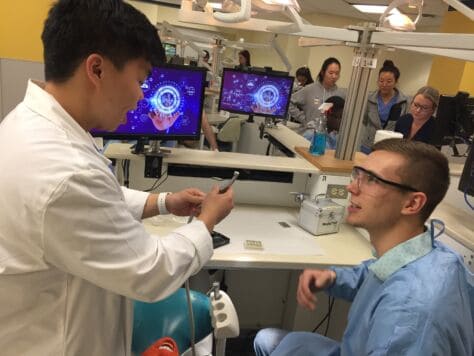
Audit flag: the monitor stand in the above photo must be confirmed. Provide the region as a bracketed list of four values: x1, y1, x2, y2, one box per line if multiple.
[131, 139, 171, 155]
[147, 140, 171, 156]
[444, 136, 469, 157]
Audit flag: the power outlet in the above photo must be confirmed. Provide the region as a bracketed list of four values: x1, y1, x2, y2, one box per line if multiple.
[326, 184, 348, 200]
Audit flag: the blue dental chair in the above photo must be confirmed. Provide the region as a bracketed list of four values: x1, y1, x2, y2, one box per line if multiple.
[132, 288, 212, 355]
[132, 285, 239, 356]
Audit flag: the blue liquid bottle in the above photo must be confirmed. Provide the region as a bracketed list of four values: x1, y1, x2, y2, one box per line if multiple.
[309, 117, 327, 156]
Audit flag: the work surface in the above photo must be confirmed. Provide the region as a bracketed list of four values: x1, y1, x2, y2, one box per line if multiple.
[105, 143, 317, 174]
[144, 204, 373, 270]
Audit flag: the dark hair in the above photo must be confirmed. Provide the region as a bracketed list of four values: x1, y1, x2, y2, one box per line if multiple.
[372, 138, 450, 222]
[295, 67, 314, 85]
[42, 0, 165, 82]
[317, 57, 341, 83]
[238, 50, 251, 66]
[379, 60, 400, 81]
[325, 96, 345, 132]
[325, 95, 345, 111]
[203, 50, 210, 60]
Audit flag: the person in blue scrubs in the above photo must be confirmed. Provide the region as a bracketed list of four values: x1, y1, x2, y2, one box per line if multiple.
[395, 86, 439, 144]
[254, 138, 473, 356]
[360, 60, 409, 153]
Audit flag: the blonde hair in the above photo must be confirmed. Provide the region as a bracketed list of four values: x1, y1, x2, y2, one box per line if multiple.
[413, 86, 440, 110]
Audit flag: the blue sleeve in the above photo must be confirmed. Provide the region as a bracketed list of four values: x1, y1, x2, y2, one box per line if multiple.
[326, 260, 373, 301]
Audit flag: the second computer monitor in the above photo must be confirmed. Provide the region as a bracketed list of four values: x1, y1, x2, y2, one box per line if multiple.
[218, 68, 294, 119]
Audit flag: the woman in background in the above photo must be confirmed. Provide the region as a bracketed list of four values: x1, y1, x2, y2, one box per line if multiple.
[293, 66, 314, 92]
[395, 86, 439, 144]
[360, 60, 409, 152]
[288, 57, 346, 140]
[236, 50, 251, 70]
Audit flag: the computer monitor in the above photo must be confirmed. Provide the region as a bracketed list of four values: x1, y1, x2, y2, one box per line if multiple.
[218, 68, 294, 119]
[431, 92, 474, 151]
[91, 64, 207, 146]
[459, 141, 474, 197]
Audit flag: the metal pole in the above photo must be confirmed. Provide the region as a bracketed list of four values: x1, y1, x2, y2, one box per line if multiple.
[336, 24, 379, 160]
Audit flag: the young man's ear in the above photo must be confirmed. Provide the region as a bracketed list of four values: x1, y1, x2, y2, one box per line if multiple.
[85, 54, 104, 84]
[401, 192, 427, 217]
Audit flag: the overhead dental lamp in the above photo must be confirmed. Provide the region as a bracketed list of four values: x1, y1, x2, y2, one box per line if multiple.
[379, 0, 424, 31]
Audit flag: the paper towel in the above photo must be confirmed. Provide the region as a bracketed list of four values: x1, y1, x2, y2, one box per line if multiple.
[374, 130, 403, 144]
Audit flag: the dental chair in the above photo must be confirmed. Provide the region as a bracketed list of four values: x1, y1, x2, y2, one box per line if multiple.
[132, 285, 239, 356]
[217, 117, 245, 152]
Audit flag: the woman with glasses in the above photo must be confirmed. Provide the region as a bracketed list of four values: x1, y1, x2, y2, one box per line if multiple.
[360, 60, 409, 153]
[395, 86, 440, 144]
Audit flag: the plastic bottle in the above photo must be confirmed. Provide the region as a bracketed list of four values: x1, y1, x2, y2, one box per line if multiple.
[309, 116, 327, 156]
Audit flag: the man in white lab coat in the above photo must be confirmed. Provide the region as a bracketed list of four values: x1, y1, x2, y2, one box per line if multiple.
[0, 0, 234, 355]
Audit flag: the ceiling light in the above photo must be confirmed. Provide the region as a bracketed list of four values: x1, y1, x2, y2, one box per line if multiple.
[379, 0, 423, 32]
[208, 2, 222, 9]
[383, 13, 416, 31]
[352, 5, 401, 14]
[262, 0, 295, 5]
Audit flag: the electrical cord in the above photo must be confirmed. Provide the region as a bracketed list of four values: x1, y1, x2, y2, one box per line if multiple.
[122, 159, 130, 188]
[464, 191, 474, 210]
[144, 170, 168, 192]
[324, 297, 335, 336]
[179, 175, 229, 355]
[184, 279, 197, 356]
[312, 296, 335, 335]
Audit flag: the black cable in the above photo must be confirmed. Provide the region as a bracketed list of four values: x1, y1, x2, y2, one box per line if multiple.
[324, 297, 335, 336]
[123, 159, 130, 188]
[312, 296, 335, 334]
[143, 170, 168, 192]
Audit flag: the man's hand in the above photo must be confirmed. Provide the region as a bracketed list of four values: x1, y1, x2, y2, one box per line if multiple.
[165, 188, 205, 216]
[296, 269, 336, 311]
[197, 185, 234, 232]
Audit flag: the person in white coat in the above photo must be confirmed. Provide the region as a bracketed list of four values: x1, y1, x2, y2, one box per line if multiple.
[0, 1, 234, 355]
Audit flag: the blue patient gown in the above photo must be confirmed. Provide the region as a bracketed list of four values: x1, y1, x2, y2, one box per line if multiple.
[266, 231, 474, 356]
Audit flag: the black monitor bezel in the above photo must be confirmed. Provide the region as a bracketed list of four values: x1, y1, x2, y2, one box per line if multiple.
[218, 67, 294, 120]
[431, 92, 474, 147]
[90, 63, 207, 141]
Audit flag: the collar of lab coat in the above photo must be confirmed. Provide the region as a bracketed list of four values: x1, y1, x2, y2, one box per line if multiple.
[369, 230, 433, 281]
[23, 79, 105, 157]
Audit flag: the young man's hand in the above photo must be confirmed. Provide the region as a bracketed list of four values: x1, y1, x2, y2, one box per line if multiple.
[296, 269, 336, 311]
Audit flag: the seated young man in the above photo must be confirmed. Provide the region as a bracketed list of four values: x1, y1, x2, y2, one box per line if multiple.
[254, 138, 473, 356]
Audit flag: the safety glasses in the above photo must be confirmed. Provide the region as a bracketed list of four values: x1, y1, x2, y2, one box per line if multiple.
[351, 166, 418, 192]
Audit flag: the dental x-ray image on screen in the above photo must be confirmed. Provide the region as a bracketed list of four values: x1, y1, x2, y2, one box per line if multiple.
[218, 68, 294, 119]
[91, 64, 206, 140]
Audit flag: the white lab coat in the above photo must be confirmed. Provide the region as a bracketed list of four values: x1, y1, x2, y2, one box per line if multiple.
[0, 80, 213, 355]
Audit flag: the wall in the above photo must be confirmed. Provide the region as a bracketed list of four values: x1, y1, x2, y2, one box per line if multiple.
[0, 59, 44, 118]
[0, 1, 48, 119]
[0, 1, 49, 61]
[427, 11, 474, 95]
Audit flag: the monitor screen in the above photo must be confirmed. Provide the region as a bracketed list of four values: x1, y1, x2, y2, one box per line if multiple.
[91, 64, 207, 141]
[431, 92, 474, 147]
[218, 68, 294, 119]
[459, 141, 474, 197]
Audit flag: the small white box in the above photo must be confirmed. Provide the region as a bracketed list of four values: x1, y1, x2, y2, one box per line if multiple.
[298, 198, 345, 236]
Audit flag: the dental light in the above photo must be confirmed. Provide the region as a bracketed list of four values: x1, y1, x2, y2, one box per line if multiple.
[379, 0, 424, 32]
